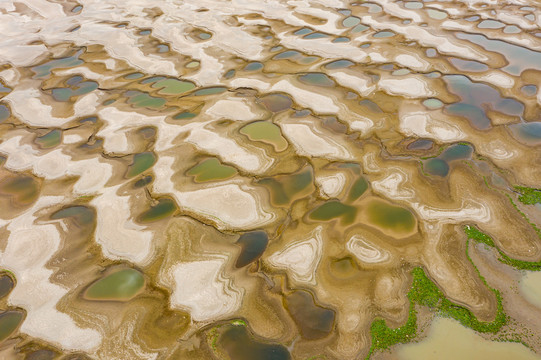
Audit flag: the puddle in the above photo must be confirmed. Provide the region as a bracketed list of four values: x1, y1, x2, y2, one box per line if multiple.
[84, 268, 145, 301]
[0, 310, 24, 342]
[186, 158, 237, 182]
[240, 121, 288, 152]
[456, 32, 541, 75]
[235, 231, 269, 268]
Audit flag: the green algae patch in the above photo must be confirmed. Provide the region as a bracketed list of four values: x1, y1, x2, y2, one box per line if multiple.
[125, 91, 166, 109]
[347, 177, 368, 202]
[364, 200, 416, 235]
[85, 269, 145, 301]
[138, 198, 178, 223]
[193, 87, 227, 96]
[186, 158, 237, 182]
[126, 152, 156, 178]
[309, 200, 357, 225]
[240, 121, 288, 152]
[51, 205, 95, 226]
[173, 111, 198, 120]
[367, 266, 506, 359]
[0, 273, 14, 299]
[259, 168, 314, 206]
[514, 186, 541, 205]
[35, 129, 62, 149]
[298, 73, 335, 87]
[151, 78, 195, 95]
[0, 310, 24, 342]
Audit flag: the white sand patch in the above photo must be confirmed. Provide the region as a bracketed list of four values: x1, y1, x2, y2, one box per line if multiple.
[395, 54, 430, 71]
[372, 0, 423, 23]
[316, 173, 346, 198]
[185, 127, 273, 173]
[281, 123, 353, 160]
[360, 15, 488, 61]
[152, 156, 275, 230]
[96, 108, 169, 154]
[91, 186, 154, 264]
[475, 72, 515, 89]
[169, 258, 242, 322]
[18, 0, 64, 18]
[497, 12, 537, 30]
[98, 107, 185, 153]
[372, 171, 490, 223]
[415, 201, 491, 223]
[0, 133, 113, 194]
[278, 36, 369, 63]
[272, 80, 339, 113]
[378, 77, 435, 98]
[399, 111, 466, 142]
[0, 136, 38, 171]
[63, 134, 85, 144]
[70, 157, 113, 195]
[4, 88, 101, 127]
[229, 78, 271, 91]
[367, 51, 388, 63]
[0, 197, 102, 352]
[175, 183, 275, 230]
[0, 40, 47, 67]
[347, 235, 391, 264]
[0, 68, 20, 86]
[34, 149, 72, 179]
[74, 23, 179, 77]
[371, 170, 416, 200]
[267, 226, 323, 285]
[362, 153, 380, 173]
[346, 113, 376, 135]
[206, 98, 259, 121]
[56, 66, 114, 82]
[479, 140, 517, 160]
[330, 71, 376, 97]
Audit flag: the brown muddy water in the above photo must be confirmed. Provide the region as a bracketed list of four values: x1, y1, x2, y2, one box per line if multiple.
[1, 0, 541, 359]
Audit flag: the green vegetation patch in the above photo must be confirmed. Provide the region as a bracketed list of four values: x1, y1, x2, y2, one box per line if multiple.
[367, 264, 506, 359]
[465, 225, 541, 271]
[514, 186, 541, 205]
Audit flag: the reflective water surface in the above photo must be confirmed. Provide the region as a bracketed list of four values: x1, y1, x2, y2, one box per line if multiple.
[1, 0, 541, 359]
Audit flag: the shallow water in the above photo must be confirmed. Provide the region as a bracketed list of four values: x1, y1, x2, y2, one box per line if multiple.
[398, 317, 541, 360]
[0, 274, 14, 299]
[0, 310, 24, 342]
[84, 269, 145, 301]
[240, 121, 288, 152]
[1, 0, 541, 359]
[186, 158, 237, 182]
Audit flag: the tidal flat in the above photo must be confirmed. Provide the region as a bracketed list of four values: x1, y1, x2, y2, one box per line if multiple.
[1, 0, 541, 359]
